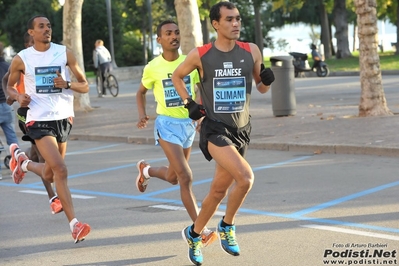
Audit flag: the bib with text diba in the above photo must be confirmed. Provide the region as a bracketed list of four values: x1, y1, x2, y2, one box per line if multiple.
[35, 66, 62, 94]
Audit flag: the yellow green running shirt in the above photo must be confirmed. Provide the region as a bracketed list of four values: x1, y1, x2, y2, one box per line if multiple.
[141, 54, 199, 118]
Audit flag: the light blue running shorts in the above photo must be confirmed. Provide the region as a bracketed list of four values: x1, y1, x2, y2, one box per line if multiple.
[154, 115, 196, 148]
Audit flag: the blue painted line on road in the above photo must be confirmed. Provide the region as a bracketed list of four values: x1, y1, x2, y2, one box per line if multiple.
[13, 183, 398, 235]
[26, 164, 137, 186]
[68, 188, 182, 203]
[66, 187, 399, 234]
[295, 216, 399, 234]
[290, 180, 399, 217]
[2, 150, 398, 236]
[233, 207, 399, 234]
[25, 148, 195, 186]
[127, 155, 312, 197]
[3, 154, 311, 200]
[252, 155, 313, 171]
[142, 178, 214, 197]
[65, 144, 122, 155]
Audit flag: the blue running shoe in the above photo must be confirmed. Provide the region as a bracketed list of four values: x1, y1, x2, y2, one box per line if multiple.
[217, 219, 240, 256]
[182, 225, 203, 265]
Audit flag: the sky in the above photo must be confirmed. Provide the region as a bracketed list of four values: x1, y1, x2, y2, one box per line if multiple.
[265, 20, 397, 56]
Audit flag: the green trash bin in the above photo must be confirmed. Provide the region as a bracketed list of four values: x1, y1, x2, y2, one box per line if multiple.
[269, 55, 296, 116]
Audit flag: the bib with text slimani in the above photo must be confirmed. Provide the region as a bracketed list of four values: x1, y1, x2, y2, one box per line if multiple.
[35, 66, 62, 94]
[213, 77, 246, 113]
[162, 75, 192, 107]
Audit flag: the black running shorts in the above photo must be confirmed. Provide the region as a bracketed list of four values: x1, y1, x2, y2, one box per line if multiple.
[17, 107, 35, 144]
[25, 117, 73, 143]
[199, 117, 251, 161]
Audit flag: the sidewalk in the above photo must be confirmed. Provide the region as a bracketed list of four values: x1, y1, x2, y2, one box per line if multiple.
[69, 73, 399, 157]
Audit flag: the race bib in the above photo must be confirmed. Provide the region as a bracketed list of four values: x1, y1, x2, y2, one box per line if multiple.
[35, 66, 62, 94]
[162, 75, 192, 107]
[213, 77, 246, 113]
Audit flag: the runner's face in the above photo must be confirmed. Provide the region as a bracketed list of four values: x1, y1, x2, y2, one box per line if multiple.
[31, 17, 52, 44]
[157, 23, 180, 51]
[214, 7, 241, 40]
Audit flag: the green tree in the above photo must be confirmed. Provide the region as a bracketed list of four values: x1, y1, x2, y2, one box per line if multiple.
[81, 0, 124, 69]
[3, 0, 61, 52]
[333, 0, 352, 58]
[198, 0, 220, 44]
[374, 0, 398, 54]
[233, 0, 277, 50]
[272, 0, 334, 57]
[272, 0, 359, 59]
[123, 0, 176, 62]
[0, 0, 17, 37]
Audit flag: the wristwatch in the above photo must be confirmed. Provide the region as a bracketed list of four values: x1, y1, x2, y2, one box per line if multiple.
[66, 81, 71, 89]
[183, 98, 192, 106]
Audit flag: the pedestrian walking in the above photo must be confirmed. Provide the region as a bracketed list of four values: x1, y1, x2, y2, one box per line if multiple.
[93, 39, 112, 97]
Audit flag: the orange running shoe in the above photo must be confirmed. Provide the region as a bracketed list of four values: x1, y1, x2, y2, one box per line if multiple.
[9, 155, 17, 171]
[9, 144, 29, 184]
[9, 143, 19, 172]
[136, 160, 150, 192]
[50, 197, 63, 214]
[72, 222, 91, 244]
[201, 228, 217, 247]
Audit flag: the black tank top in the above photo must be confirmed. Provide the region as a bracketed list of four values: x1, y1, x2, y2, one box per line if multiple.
[198, 41, 254, 128]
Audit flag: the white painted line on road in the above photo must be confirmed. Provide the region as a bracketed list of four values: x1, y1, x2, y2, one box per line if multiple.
[19, 190, 96, 199]
[151, 204, 224, 216]
[302, 224, 399, 241]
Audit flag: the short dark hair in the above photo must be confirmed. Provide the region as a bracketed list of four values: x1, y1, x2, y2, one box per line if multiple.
[27, 15, 47, 29]
[209, 1, 236, 22]
[156, 20, 177, 37]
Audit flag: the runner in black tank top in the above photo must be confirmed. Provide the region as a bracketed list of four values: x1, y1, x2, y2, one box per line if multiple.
[172, 2, 275, 265]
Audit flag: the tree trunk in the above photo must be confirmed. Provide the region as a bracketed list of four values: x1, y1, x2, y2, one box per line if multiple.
[63, 0, 92, 111]
[174, 0, 203, 54]
[354, 0, 392, 117]
[201, 18, 210, 44]
[319, 0, 332, 59]
[333, 0, 352, 58]
[254, 4, 263, 58]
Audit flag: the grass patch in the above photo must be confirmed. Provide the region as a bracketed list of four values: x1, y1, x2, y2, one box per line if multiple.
[263, 51, 399, 72]
[85, 71, 95, 78]
[84, 51, 398, 77]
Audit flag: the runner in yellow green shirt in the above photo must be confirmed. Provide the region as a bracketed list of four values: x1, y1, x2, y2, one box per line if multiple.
[135, 20, 217, 247]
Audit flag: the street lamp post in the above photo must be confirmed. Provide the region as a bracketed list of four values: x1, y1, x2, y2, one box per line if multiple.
[105, 0, 117, 68]
[147, 0, 153, 59]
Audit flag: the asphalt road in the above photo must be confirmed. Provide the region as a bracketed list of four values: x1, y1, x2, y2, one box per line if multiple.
[0, 139, 398, 265]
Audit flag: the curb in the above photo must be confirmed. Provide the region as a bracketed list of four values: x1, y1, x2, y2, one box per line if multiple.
[295, 70, 399, 78]
[69, 133, 399, 158]
[248, 142, 399, 157]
